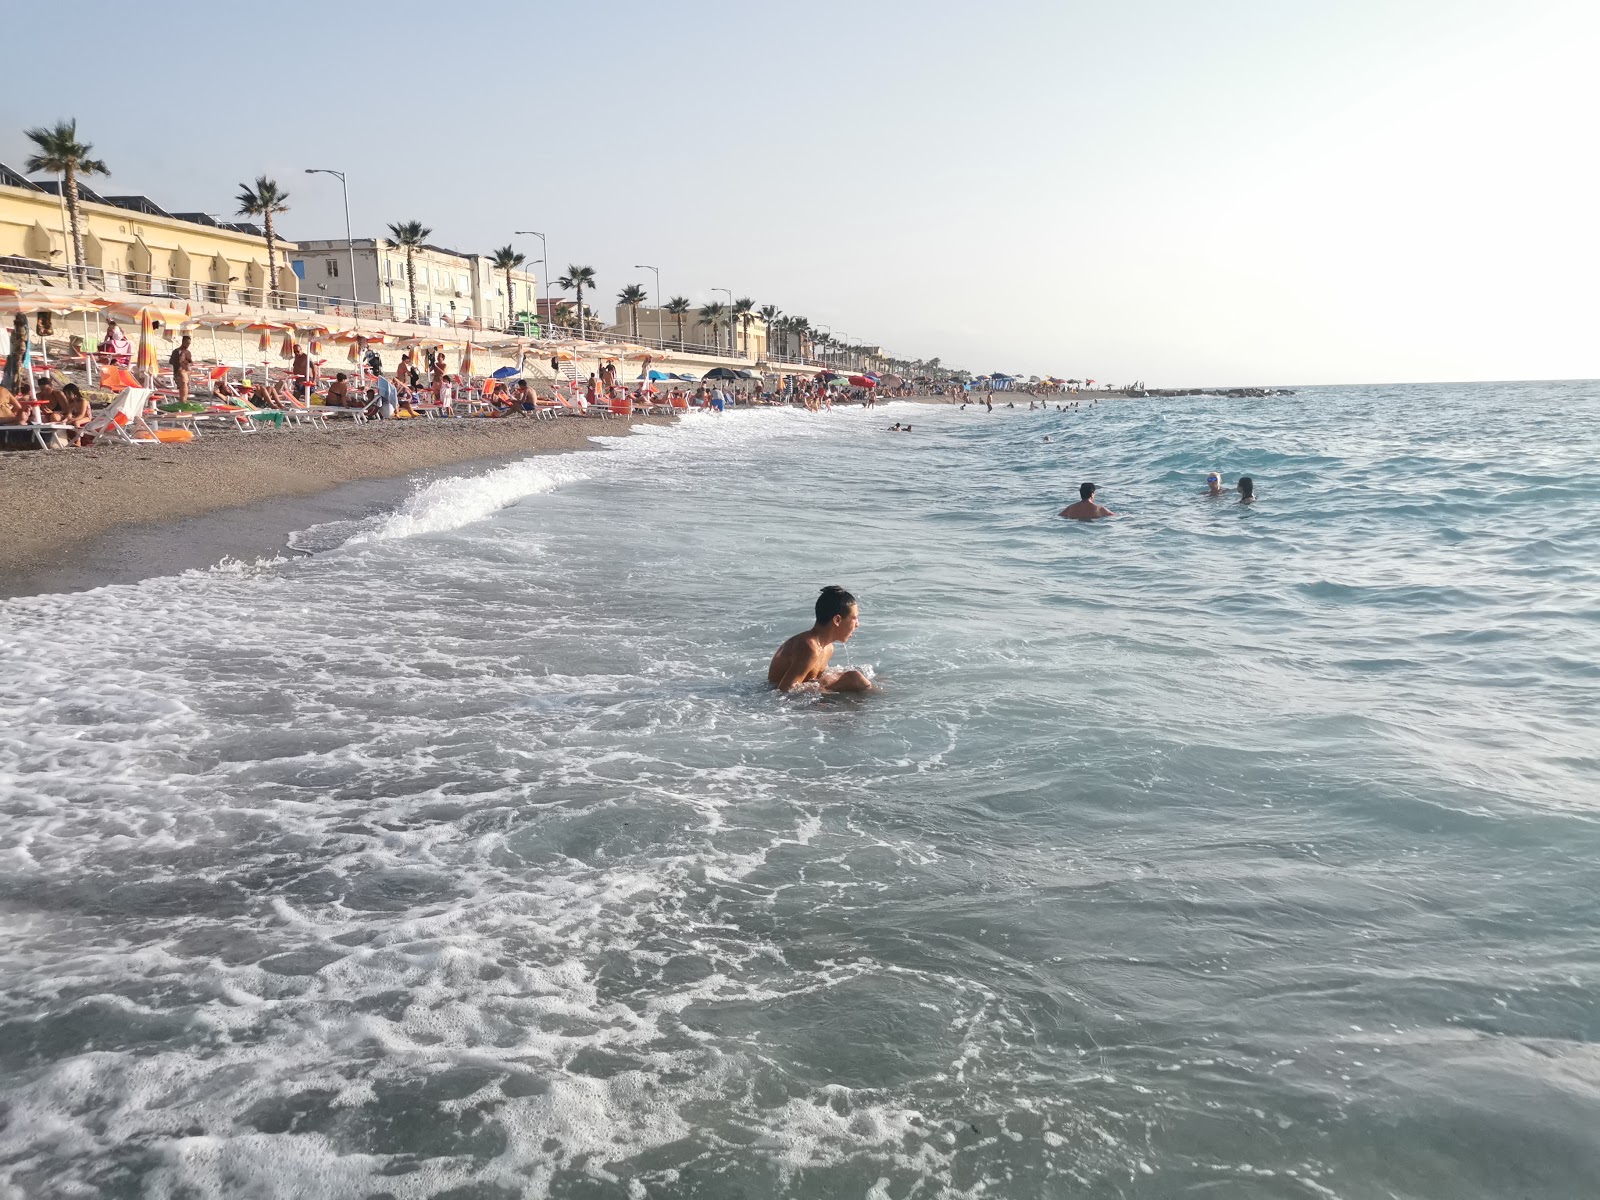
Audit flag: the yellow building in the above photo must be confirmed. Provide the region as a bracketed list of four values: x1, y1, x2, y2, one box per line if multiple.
[0, 164, 298, 305]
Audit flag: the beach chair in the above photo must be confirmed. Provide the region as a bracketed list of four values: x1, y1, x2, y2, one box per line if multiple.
[0, 420, 79, 450]
[606, 394, 635, 418]
[78, 388, 157, 446]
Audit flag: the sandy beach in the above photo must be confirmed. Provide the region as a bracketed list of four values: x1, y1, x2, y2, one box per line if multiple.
[1, 415, 673, 596]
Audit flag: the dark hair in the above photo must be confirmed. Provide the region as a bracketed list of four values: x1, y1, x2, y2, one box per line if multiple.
[815, 585, 857, 625]
[1238, 476, 1255, 498]
[336, 372, 347, 381]
[1079, 482, 1096, 500]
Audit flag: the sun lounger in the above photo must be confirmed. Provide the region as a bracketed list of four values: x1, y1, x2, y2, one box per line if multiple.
[78, 388, 158, 446]
[0, 422, 78, 450]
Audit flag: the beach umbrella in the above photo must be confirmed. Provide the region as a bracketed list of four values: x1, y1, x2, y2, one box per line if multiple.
[491, 365, 520, 380]
[135, 309, 159, 386]
[460, 341, 474, 377]
[279, 331, 295, 360]
[878, 373, 904, 388]
[848, 375, 876, 387]
[703, 367, 740, 381]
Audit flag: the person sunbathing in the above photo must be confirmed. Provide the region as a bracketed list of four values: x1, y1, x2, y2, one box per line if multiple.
[250, 384, 283, 411]
[52, 384, 92, 435]
[324, 373, 351, 407]
[213, 378, 245, 402]
[0, 386, 25, 426]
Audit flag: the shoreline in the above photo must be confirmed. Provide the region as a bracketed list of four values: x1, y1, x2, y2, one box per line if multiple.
[1, 416, 673, 599]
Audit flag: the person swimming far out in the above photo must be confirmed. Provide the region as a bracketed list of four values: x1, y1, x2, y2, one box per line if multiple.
[1238, 476, 1256, 504]
[768, 586, 877, 693]
[1203, 471, 1228, 496]
[1059, 482, 1117, 521]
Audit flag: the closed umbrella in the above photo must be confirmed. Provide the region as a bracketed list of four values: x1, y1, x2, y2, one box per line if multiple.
[136, 309, 160, 386]
[460, 341, 474, 377]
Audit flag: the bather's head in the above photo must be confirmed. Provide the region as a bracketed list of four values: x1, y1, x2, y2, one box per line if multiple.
[1079, 482, 1096, 501]
[814, 585, 860, 643]
[1238, 476, 1255, 501]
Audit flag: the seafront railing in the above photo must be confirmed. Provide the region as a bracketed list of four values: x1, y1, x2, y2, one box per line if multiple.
[4, 266, 895, 373]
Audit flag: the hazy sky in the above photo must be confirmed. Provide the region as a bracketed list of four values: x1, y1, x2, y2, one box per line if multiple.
[4, 1, 1596, 385]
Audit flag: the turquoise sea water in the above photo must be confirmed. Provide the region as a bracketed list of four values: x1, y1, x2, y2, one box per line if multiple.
[2, 381, 1598, 1198]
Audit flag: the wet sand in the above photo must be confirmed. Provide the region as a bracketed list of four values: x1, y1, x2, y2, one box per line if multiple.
[1, 415, 672, 598]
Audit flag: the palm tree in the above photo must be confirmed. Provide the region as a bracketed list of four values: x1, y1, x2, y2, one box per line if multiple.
[732, 297, 754, 355]
[236, 176, 291, 307]
[617, 283, 648, 338]
[553, 301, 577, 330]
[490, 244, 526, 330]
[24, 119, 108, 289]
[757, 304, 781, 359]
[557, 265, 597, 337]
[664, 296, 691, 346]
[697, 301, 727, 353]
[386, 221, 432, 322]
[789, 316, 811, 360]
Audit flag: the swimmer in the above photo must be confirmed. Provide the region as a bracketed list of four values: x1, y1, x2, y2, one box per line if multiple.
[889, 422, 902, 431]
[767, 585, 877, 693]
[1059, 481, 1117, 521]
[1203, 471, 1227, 496]
[1043, 435, 1052, 443]
[1238, 476, 1256, 504]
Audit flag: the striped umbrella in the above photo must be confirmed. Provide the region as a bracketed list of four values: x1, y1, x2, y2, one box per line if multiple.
[460, 341, 474, 377]
[136, 309, 160, 385]
[279, 331, 295, 360]
[257, 330, 272, 352]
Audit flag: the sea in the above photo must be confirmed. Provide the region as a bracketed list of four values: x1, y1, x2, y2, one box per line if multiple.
[2, 380, 1598, 1199]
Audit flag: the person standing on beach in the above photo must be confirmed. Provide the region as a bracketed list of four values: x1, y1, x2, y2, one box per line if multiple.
[169, 335, 194, 405]
[1059, 482, 1117, 521]
[768, 586, 877, 694]
[291, 342, 309, 399]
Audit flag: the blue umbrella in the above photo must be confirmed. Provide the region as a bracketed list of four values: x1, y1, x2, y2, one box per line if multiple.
[491, 365, 519, 380]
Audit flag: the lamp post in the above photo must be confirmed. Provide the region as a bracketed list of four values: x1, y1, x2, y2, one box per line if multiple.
[304, 169, 358, 312]
[713, 286, 733, 356]
[515, 231, 548, 334]
[633, 264, 659, 341]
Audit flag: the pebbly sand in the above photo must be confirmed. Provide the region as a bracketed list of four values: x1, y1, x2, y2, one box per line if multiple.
[1, 415, 673, 597]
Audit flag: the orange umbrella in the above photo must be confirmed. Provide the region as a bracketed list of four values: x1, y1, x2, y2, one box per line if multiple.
[257, 330, 272, 352]
[460, 342, 474, 376]
[278, 331, 295, 360]
[347, 341, 360, 363]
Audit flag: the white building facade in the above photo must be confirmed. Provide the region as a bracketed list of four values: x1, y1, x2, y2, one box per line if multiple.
[292, 238, 538, 328]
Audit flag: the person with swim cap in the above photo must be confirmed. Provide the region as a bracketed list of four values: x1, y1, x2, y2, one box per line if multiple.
[768, 586, 876, 693]
[1059, 482, 1116, 521]
[1203, 471, 1227, 496]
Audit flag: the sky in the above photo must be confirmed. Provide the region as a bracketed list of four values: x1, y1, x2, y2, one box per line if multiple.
[3, 0, 1597, 386]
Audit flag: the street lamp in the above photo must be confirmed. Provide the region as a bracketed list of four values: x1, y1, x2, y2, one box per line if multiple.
[515, 231, 548, 332]
[304, 169, 357, 310]
[633, 264, 659, 340]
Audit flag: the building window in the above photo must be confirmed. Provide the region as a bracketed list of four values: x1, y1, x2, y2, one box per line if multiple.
[291, 260, 305, 279]
[326, 259, 339, 278]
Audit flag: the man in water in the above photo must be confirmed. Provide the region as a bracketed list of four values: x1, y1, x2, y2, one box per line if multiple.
[1059, 482, 1117, 521]
[1203, 471, 1227, 496]
[1238, 476, 1256, 504]
[768, 585, 876, 693]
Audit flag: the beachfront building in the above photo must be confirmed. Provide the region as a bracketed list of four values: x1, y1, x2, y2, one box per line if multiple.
[611, 304, 769, 359]
[292, 239, 538, 330]
[0, 164, 298, 304]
